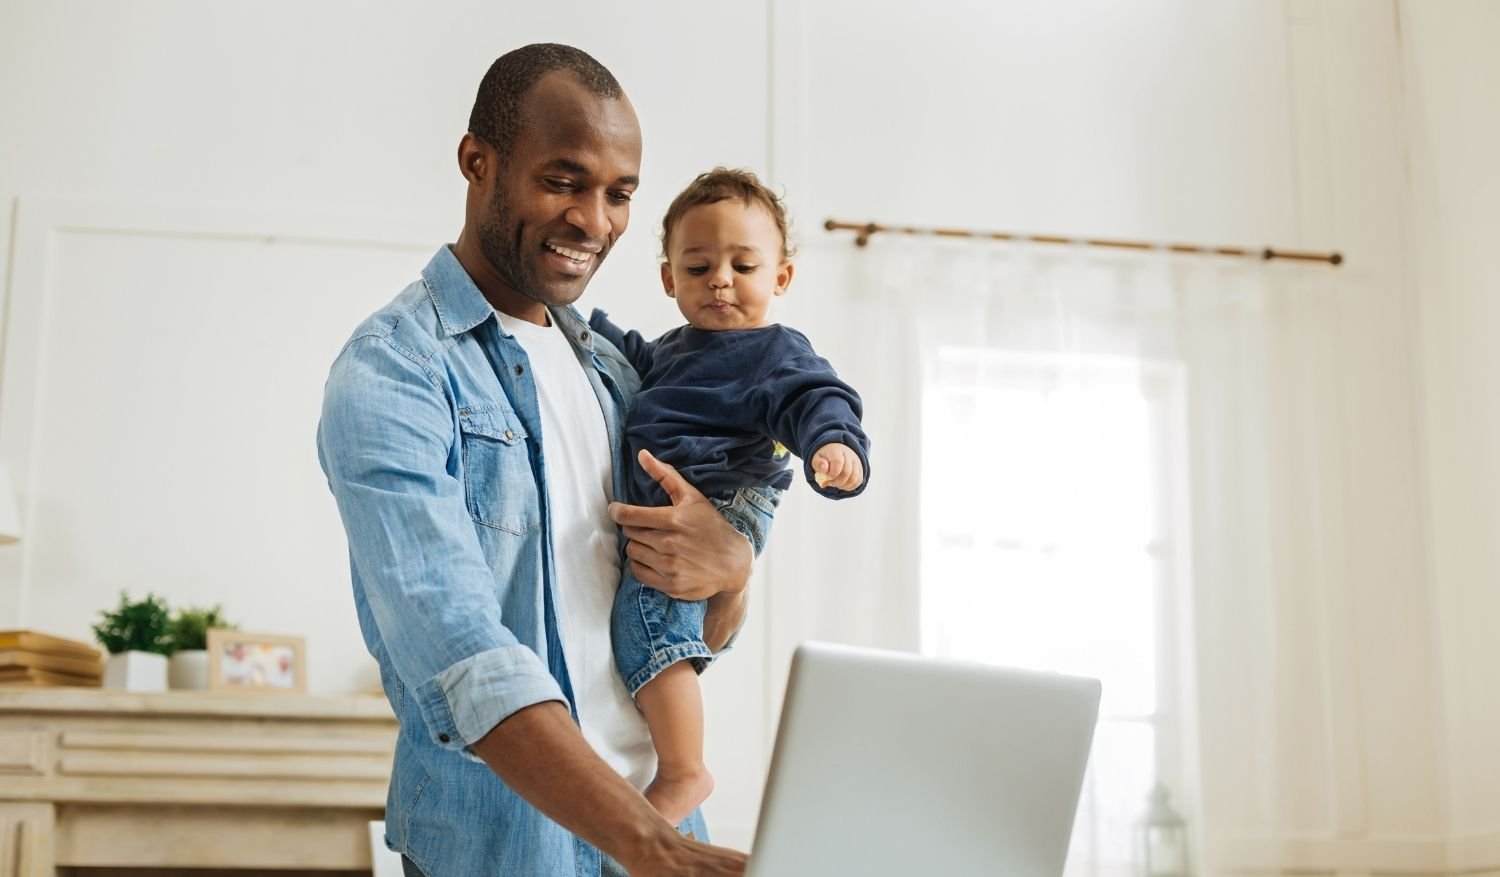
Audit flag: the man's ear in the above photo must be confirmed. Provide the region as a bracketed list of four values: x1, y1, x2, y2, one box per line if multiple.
[661, 262, 676, 298]
[774, 261, 795, 296]
[457, 133, 491, 186]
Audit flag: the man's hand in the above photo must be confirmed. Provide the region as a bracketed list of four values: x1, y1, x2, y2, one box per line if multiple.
[618, 832, 748, 877]
[609, 450, 753, 603]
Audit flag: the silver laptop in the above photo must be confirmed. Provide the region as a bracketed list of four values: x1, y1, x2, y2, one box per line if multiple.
[746, 642, 1101, 877]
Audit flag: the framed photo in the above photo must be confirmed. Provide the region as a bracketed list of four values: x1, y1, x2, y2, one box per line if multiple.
[206, 629, 307, 694]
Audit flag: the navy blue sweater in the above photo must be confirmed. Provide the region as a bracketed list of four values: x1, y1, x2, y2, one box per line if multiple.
[589, 310, 870, 508]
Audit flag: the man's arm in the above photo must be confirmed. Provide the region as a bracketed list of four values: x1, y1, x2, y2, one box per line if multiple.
[473, 701, 746, 876]
[319, 337, 569, 734]
[609, 449, 754, 650]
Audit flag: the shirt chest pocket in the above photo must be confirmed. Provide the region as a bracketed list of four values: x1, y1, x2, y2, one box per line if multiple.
[459, 406, 541, 535]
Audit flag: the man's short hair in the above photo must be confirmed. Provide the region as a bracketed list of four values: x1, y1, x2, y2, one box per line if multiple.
[468, 43, 623, 159]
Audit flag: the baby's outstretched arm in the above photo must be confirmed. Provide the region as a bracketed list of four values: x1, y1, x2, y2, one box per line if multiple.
[811, 442, 865, 492]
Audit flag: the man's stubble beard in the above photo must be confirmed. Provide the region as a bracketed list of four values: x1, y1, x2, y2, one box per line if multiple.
[476, 186, 602, 309]
[476, 187, 543, 305]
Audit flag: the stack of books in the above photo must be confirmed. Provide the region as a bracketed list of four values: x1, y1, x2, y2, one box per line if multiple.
[0, 630, 104, 687]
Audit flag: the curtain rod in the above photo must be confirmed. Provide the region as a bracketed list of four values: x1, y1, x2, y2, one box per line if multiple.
[824, 219, 1343, 266]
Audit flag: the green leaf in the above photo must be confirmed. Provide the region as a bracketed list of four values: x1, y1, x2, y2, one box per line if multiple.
[91, 591, 175, 656]
[166, 604, 238, 651]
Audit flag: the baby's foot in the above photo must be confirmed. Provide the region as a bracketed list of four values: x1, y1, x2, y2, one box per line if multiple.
[644, 763, 715, 827]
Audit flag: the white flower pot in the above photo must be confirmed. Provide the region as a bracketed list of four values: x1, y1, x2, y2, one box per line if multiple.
[103, 650, 168, 692]
[168, 649, 209, 690]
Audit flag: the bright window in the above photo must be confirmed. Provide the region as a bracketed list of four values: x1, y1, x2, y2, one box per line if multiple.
[921, 348, 1189, 877]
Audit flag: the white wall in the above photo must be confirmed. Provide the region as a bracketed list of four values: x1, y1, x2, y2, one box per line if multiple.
[777, 0, 1300, 243]
[0, 0, 1492, 869]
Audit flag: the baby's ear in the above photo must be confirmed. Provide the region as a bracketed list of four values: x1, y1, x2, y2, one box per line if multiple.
[660, 262, 676, 297]
[775, 260, 795, 296]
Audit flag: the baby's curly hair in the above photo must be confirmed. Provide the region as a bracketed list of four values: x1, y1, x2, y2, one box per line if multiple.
[660, 167, 796, 261]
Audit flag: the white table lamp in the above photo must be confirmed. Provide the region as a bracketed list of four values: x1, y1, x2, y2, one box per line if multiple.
[0, 461, 22, 543]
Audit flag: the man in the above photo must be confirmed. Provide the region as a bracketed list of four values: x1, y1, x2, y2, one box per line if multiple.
[317, 44, 751, 877]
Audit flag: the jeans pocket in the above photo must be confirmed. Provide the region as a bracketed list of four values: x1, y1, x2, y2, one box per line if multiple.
[739, 484, 783, 516]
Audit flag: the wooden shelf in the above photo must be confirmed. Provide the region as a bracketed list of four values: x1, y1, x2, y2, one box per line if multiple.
[0, 687, 393, 721]
[0, 688, 398, 875]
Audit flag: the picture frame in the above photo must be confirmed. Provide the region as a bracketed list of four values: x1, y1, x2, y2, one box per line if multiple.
[206, 629, 307, 694]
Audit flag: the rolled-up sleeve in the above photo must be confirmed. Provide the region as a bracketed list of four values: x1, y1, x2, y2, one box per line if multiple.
[318, 333, 565, 752]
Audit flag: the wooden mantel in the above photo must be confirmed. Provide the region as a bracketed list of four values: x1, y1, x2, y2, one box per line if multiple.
[0, 688, 397, 876]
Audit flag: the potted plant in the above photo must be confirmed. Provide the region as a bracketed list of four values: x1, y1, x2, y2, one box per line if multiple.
[92, 591, 173, 691]
[166, 604, 236, 690]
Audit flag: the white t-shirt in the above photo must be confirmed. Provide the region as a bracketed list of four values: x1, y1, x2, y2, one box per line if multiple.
[494, 309, 655, 791]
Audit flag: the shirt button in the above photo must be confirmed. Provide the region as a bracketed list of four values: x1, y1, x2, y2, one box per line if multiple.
[438, 733, 450, 743]
[514, 364, 524, 376]
[504, 430, 515, 441]
[580, 330, 590, 341]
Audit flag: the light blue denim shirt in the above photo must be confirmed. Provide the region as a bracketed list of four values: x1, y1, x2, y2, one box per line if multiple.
[317, 246, 705, 876]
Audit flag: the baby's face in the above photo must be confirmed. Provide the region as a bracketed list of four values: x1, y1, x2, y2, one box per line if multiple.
[661, 200, 791, 331]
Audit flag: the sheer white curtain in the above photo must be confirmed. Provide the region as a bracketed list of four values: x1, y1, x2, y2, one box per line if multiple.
[766, 235, 1346, 876]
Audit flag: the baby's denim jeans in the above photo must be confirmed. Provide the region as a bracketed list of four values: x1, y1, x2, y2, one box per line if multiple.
[611, 484, 782, 695]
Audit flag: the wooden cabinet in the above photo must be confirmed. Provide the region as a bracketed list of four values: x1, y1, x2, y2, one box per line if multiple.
[0, 688, 396, 876]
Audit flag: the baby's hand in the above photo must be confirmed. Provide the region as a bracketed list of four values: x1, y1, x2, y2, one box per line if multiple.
[811, 443, 864, 492]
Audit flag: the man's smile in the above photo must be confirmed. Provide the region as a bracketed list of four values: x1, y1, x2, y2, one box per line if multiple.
[544, 241, 599, 276]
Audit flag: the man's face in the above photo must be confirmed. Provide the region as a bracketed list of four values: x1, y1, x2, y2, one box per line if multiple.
[475, 73, 642, 309]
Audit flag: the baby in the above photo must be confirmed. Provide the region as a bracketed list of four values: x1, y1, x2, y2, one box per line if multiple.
[590, 167, 869, 824]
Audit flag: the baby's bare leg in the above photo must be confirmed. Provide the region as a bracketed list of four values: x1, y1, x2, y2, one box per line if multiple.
[635, 660, 714, 825]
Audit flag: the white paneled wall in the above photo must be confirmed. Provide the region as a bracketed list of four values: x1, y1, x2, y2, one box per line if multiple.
[0, 199, 445, 692]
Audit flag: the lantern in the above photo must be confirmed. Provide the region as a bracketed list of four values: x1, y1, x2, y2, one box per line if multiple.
[1139, 782, 1190, 877]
